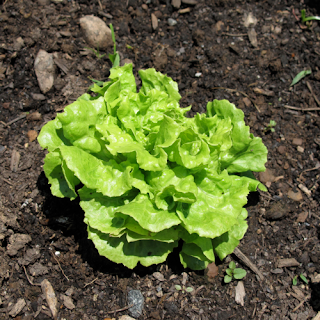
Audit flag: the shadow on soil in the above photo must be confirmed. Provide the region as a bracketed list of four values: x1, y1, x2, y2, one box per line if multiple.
[36, 172, 261, 280]
[37, 172, 185, 278]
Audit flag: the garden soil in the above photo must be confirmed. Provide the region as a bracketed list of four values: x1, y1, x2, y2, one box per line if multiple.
[1, 0, 320, 319]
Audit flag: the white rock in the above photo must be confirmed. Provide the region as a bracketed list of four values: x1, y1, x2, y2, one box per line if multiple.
[79, 15, 112, 50]
[34, 49, 55, 94]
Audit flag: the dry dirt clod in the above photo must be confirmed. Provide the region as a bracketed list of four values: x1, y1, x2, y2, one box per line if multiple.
[287, 189, 303, 202]
[265, 201, 290, 220]
[27, 130, 38, 142]
[79, 15, 113, 50]
[171, 0, 181, 9]
[7, 233, 32, 256]
[41, 279, 58, 320]
[34, 49, 55, 94]
[62, 294, 75, 310]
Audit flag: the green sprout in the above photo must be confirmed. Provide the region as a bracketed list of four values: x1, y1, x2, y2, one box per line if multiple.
[175, 285, 194, 293]
[290, 69, 312, 87]
[108, 23, 120, 67]
[84, 44, 106, 60]
[224, 261, 247, 283]
[293, 274, 309, 286]
[301, 9, 320, 24]
[264, 120, 276, 133]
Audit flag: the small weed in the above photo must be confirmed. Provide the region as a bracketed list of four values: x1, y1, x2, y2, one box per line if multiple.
[301, 9, 320, 24]
[224, 261, 247, 283]
[175, 285, 194, 293]
[84, 44, 106, 60]
[264, 120, 276, 133]
[293, 274, 309, 286]
[290, 69, 312, 87]
[108, 23, 120, 67]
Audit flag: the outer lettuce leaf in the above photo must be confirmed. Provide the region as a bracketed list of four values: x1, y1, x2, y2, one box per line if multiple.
[213, 208, 248, 260]
[43, 151, 79, 200]
[38, 63, 268, 270]
[88, 226, 178, 269]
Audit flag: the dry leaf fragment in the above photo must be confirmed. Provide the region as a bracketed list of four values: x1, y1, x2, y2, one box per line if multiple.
[27, 111, 42, 121]
[41, 279, 58, 320]
[235, 281, 245, 306]
[9, 298, 26, 317]
[206, 262, 219, 282]
[296, 211, 308, 223]
[27, 130, 38, 142]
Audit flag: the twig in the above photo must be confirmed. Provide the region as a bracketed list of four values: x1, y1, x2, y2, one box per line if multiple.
[0, 176, 13, 185]
[307, 81, 320, 107]
[212, 87, 260, 112]
[221, 33, 248, 37]
[3, 113, 27, 127]
[292, 294, 311, 312]
[233, 247, 265, 281]
[312, 311, 320, 320]
[106, 304, 134, 314]
[23, 266, 41, 286]
[50, 251, 69, 281]
[97, 0, 103, 10]
[299, 163, 320, 179]
[83, 277, 98, 288]
[284, 105, 320, 111]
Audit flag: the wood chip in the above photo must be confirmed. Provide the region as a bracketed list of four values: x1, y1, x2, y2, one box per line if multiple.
[253, 87, 274, 96]
[248, 27, 258, 47]
[41, 279, 58, 320]
[312, 311, 320, 320]
[298, 184, 312, 197]
[277, 258, 299, 268]
[10, 149, 20, 172]
[181, 0, 197, 4]
[151, 13, 158, 30]
[9, 298, 26, 317]
[179, 7, 191, 14]
[235, 281, 245, 306]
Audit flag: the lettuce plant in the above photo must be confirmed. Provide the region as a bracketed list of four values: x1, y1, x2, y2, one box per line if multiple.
[38, 63, 267, 270]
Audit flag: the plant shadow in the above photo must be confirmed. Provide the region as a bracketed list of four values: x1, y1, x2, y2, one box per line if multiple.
[37, 171, 184, 278]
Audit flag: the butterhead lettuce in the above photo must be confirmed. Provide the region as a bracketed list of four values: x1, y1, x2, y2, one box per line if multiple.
[38, 63, 267, 270]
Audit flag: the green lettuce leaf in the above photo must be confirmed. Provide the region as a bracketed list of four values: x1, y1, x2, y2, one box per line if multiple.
[38, 63, 268, 270]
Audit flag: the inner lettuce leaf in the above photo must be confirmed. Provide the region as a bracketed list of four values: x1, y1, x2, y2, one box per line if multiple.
[38, 63, 268, 270]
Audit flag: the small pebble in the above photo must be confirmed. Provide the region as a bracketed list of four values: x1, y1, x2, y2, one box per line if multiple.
[168, 18, 177, 26]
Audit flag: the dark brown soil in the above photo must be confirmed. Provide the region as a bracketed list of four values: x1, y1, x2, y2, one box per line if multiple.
[1, 0, 320, 319]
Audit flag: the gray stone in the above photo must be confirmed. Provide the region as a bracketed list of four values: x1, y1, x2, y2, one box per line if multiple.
[128, 290, 144, 318]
